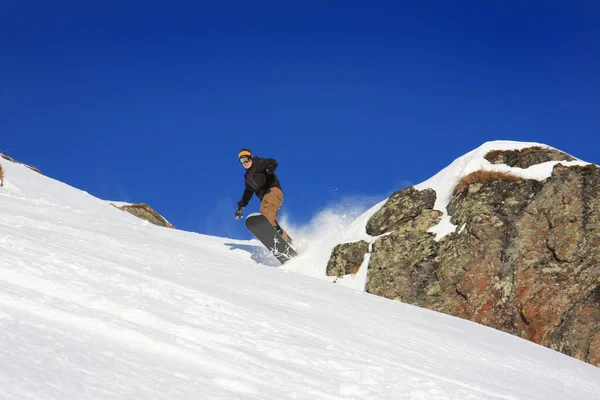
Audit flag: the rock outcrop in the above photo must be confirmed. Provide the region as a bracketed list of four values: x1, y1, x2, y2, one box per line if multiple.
[113, 203, 175, 228]
[484, 146, 575, 168]
[326, 241, 370, 277]
[366, 187, 436, 235]
[331, 146, 600, 367]
[367, 209, 443, 305]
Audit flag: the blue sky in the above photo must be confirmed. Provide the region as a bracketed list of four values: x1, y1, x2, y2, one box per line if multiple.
[2, 1, 599, 239]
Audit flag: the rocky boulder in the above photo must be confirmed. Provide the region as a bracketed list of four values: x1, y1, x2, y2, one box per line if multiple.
[366, 210, 443, 305]
[512, 164, 600, 363]
[365, 163, 600, 366]
[485, 146, 575, 169]
[326, 241, 370, 277]
[366, 187, 436, 235]
[114, 203, 175, 228]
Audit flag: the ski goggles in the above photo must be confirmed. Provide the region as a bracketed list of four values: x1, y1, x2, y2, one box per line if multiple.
[239, 156, 252, 163]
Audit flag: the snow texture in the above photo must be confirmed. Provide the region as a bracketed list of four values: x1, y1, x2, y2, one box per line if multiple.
[1, 142, 599, 399]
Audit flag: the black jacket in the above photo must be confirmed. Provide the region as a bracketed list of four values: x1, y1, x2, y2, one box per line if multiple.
[238, 156, 281, 207]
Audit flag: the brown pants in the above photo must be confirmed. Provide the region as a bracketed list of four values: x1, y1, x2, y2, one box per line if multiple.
[260, 187, 290, 241]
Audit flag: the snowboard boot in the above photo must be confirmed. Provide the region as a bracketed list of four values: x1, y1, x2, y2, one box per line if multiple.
[275, 222, 292, 245]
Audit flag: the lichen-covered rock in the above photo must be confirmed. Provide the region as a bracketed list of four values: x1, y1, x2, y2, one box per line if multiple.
[511, 164, 600, 361]
[447, 179, 544, 230]
[484, 146, 575, 169]
[117, 203, 175, 228]
[367, 229, 441, 306]
[366, 210, 443, 305]
[366, 187, 436, 236]
[435, 178, 545, 329]
[326, 241, 370, 277]
[365, 163, 600, 367]
[549, 287, 600, 366]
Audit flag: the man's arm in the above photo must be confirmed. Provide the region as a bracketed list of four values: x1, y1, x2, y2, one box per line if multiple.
[238, 184, 254, 208]
[254, 157, 278, 174]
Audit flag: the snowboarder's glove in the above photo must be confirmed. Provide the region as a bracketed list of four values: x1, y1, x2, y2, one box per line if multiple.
[235, 206, 244, 220]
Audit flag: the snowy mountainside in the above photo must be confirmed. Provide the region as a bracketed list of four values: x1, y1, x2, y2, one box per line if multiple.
[288, 140, 590, 291]
[1, 153, 600, 399]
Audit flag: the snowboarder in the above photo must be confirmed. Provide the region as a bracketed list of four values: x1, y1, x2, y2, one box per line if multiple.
[235, 148, 291, 243]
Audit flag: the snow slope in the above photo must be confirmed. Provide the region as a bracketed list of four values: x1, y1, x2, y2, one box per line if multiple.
[1, 148, 600, 400]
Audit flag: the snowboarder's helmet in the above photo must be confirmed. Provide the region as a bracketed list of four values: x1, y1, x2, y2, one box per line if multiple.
[238, 148, 252, 159]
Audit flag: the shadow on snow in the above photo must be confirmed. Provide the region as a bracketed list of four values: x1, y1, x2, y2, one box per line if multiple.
[224, 242, 281, 267]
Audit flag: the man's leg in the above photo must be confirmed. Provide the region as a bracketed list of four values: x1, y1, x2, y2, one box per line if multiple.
[260, 187, 291, 242]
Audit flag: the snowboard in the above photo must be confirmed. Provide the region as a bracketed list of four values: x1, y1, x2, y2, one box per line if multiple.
[245, 213, 298, 264]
